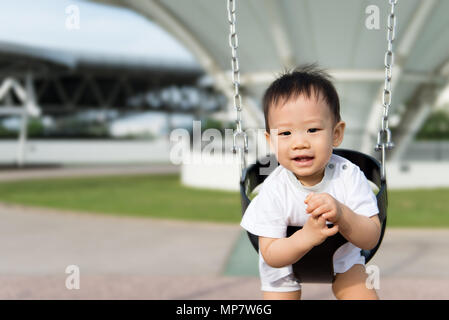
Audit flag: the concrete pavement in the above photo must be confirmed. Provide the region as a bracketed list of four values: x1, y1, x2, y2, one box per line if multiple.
[0, 163, 180, 182]
[1, 201, 449, 299]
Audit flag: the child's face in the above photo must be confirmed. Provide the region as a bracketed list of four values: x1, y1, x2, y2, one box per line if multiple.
[265, 92, 345, 186]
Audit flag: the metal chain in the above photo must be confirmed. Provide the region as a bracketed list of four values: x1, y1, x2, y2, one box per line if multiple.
[375, 0, 398, 180]
[227, 0, 248, 178]
[227, 0, 397, 180]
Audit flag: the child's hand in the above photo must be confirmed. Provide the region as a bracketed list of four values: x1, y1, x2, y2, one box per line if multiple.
[302, 214, 339, 247]
[304, 192, 343, 224]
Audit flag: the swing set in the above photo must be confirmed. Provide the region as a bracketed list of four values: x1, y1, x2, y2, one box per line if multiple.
[227, 0, 397, 283]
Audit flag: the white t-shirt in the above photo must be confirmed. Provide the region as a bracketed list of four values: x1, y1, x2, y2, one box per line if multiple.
[240, 153, 379, 283]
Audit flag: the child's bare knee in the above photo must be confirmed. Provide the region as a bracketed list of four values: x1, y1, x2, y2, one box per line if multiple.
[263, 290, 301, 300]
[333, 285, 378, 300]
[332, 264, 379, 300]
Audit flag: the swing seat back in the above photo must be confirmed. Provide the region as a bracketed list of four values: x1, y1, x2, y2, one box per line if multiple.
[240, 148, 387, 283]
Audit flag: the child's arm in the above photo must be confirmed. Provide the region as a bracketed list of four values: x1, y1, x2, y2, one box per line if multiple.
[305, 193, 381, 250]
[259, 215, 339, 268]
[333, 203, 381, 250]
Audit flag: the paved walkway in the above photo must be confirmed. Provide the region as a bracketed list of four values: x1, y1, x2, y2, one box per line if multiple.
[1, 201, 449, 300]
[0, 163, 180, 182]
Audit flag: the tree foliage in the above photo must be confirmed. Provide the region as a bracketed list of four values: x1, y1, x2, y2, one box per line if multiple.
[415, 110, 449, 141]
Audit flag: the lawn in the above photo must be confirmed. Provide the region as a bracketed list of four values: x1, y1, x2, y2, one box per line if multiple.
[0, 174, 242, 224]
[0, 174, 447, 227]
[386, 188, 449, 228]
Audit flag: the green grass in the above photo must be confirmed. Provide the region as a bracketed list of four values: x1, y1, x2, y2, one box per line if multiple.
[0, 174, 242, 224]
[0, 174, 447, 227]
[387, 188, 449, 228]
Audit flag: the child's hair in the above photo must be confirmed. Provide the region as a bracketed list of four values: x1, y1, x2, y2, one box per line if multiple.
[263, 63, 341, 133]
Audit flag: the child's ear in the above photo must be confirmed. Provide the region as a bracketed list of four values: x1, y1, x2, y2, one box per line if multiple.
[265, 130, 274, 152]
[265, 129, 278, 153]
[332, 121, 345, 147]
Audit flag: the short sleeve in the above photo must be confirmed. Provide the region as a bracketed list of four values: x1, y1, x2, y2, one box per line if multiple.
[240, 182, 287, 238]
[343, 163, 379, 217]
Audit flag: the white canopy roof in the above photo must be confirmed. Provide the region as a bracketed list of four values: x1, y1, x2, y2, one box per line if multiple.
[94, 0, 449, 159]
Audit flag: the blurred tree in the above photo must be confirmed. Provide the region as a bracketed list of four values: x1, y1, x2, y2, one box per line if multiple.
[0, 118, 45, 138]
[416, 110, 449, 141]
[0, 123, 16, 138]
[27, 118, 45, 136]
[0, 117, 49, 138]
[45, 117, 111, 139]
[201, 117, 236, 133]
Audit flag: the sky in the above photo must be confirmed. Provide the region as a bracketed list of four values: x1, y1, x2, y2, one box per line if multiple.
[0, 0, 198, 135]
[0, 0, 196, 62]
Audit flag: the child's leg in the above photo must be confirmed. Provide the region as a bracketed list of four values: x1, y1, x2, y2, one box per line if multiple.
[332, 264, 378, 300]
[263, 290, 301, 300]
[261, 274, 302, 300]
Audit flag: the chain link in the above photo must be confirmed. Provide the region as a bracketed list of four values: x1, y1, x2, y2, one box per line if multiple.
[376, 0, 398, 180]
[227, 0, 248, 177]
[227, 0, 397, 179]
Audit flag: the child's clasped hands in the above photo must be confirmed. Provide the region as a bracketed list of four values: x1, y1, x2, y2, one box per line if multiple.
[302, 192, 343, 247]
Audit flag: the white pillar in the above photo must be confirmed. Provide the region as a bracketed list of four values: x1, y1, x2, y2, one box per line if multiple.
[16, 107, 28, 167]
[16, 72, 38, 167]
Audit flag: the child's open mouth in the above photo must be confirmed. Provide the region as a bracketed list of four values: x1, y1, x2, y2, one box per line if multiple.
[293, 156, 314, 165]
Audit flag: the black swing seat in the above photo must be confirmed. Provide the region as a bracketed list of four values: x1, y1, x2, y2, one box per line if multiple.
[240, 148, 387, 283]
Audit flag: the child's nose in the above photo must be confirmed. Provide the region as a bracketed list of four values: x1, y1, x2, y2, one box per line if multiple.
[291, 133, 310, 149]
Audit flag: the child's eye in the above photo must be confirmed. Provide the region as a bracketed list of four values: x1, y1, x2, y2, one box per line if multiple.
[279, 131, 291, 136]
[308, 128, 320, 133]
